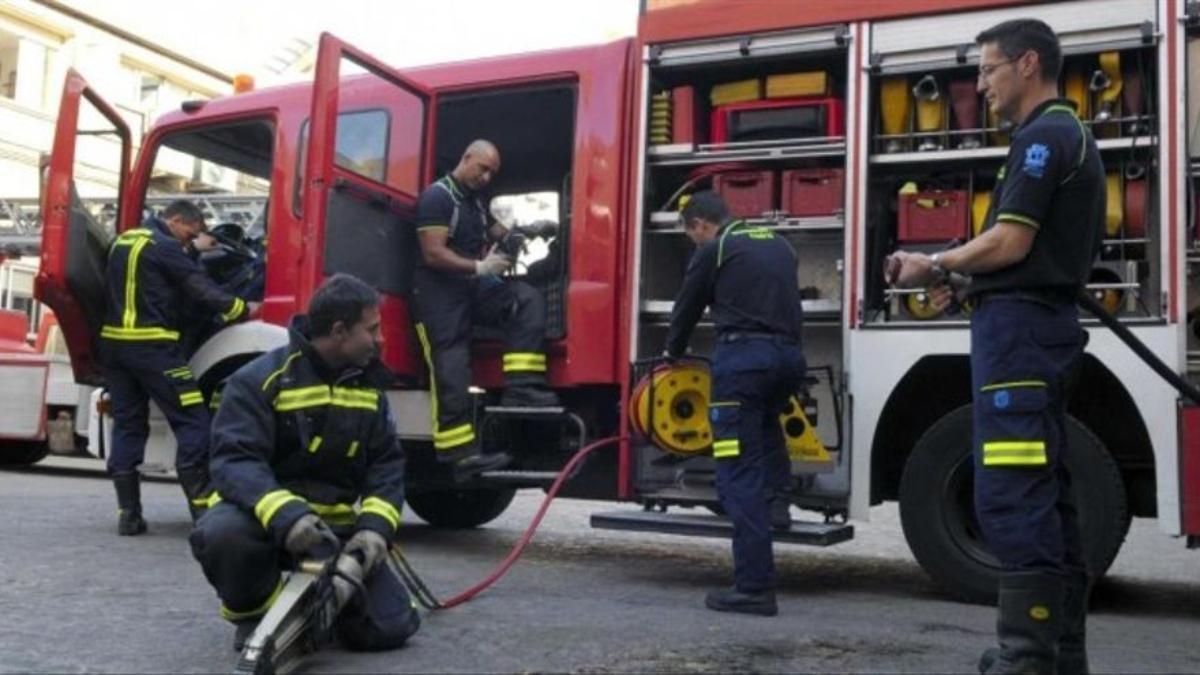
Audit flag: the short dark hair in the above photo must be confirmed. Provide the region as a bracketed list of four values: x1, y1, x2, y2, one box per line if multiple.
[308, 274, 380, 337]
[162, 199, 205, 225]
[680, 190, 730, 227]
[976, 19, 1062, 82]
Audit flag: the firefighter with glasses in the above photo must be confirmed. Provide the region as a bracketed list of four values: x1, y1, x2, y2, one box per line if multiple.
[101, 199, 259, 535]
[886, 19, 1102, 675]
[411, 139, 559, 480]
[189, 274, 420, 652]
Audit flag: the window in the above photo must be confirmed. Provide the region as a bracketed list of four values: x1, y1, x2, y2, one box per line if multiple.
[0, 28, 49, 108]
[490, 191, 560, 275]
[293, 109, 391, 214]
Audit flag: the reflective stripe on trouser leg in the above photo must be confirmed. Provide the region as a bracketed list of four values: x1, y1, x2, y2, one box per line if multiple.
[970, 297, 1085, 572]
[188, 502, 283, 623]
[414, 322, 476, 461]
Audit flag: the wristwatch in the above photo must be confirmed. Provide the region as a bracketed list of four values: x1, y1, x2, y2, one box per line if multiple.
[930, 252, 948, 283]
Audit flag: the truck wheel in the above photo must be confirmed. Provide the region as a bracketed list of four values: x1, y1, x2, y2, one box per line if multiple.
[406, 488, 517, 529]
[898, 404, 1128, 604]
[0, 440, 50, 466]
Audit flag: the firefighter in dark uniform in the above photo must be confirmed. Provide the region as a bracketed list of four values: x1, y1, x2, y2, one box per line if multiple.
[666, 191, 806, 617]
[886, 19, 1102, 675]
[189, 274, 420, 652]
[412, 139, 559, 478]
[101, 199, 258, 536]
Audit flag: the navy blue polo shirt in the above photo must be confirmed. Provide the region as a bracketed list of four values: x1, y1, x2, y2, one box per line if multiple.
[414, 174, 490, 263]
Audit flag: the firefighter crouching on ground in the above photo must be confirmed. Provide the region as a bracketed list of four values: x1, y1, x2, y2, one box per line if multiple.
[189, 274, 419, 651]
[886, 19, 1102, 675]
[665, 191, 806, 617]
[411, 139, 559, 479]
[101, 199, 260, 535]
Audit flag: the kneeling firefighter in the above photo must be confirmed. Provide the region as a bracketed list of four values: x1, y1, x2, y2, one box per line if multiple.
[189, 274, 419, 651]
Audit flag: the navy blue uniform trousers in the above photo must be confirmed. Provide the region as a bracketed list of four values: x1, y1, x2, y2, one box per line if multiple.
[190, 502, 420, 651]
[101, 341, 210, 473]
[971, 296, 1087, 575]
[709, 334, 806, 593]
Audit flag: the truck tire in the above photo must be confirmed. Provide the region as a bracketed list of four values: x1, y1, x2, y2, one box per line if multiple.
[406, 488, 517, 529]
[0, 440, 50, 466]
[899, 404, 1128, 604]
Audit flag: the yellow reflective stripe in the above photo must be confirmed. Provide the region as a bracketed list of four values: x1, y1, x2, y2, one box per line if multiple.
[261, 351, 303, 392]
[179, 391, 204, 407]
[980, 380, 1047, 393]
[416, 224, 450, 231]
[331, 386, 379, 411]
[982, 441, 1048, 466]
[100, 326, 181, 341]
[164, 366, 193, 378]
[114, 229, 151, 243]
[996, 212, 1040, 230]
[361, 496, 401, 531]
[220, 297, 246, 323]
[434, 423, 475, 451]
[202, 491, 222, 508]
[220, 578, 284, 622]
[122, 237, 151, 329]
[209, 390, 222, 411]
[502, 352, 548, 373]
[253, 489, 304, 529]
[713, 439, 741, 458]
[347, 440, 360, 458]
[307, 436, 323, 453]
[415, 323, 443, 436]
[309, 501, 356, 526]
[273, 385, 331, 411]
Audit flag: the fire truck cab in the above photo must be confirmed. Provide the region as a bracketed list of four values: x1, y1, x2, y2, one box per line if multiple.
[36, 0, 1200, 603]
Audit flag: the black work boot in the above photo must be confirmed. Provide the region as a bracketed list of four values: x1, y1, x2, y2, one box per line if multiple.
[978, 571, 1064, 675]
[454, 450, 512, 482]
[112, 471, 147, 536]
[705, 587, 778, 616]
[177, 463, 214, 523]
[770, 498, 792, 531]
[500, 374, 561, 408]
[232, 620, 258, 652]
[1057, 570, 1091, 675]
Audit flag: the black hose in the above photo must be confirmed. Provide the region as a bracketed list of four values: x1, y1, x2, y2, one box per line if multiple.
[1078, 290, 1200, 405]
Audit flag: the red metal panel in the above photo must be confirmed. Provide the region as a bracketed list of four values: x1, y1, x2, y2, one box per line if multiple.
[1178, 403, 1200, 535]
[34, 69, 131, 385]
[639, 0, 1033, 46]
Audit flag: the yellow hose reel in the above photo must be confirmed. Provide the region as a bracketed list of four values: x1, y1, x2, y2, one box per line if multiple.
[905, 290, 943, 320]
[778, 395, 831, 462]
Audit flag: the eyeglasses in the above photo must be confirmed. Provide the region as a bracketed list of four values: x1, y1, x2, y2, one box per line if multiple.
[977, 58, 1018, 81]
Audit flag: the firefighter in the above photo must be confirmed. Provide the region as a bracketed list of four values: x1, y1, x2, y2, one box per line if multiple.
[665, 191, 806, 617]
[886, 19, 1102, 675]
[411, 139, 559, 478]
[189, 274, 419, 652]
[101, 199, 259, 536]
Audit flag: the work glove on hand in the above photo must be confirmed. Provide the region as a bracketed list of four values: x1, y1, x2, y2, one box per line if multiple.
[344, 529, 389, 576]
[331, 552, 366, 610]
[474, 249, 514, 277]
[519, 220, 558, 239]
[283, 513, 336, 557]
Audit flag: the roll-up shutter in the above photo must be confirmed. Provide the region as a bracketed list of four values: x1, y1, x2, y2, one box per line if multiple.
[870, 0, 1157, 75]
[648, 24, 850, 67]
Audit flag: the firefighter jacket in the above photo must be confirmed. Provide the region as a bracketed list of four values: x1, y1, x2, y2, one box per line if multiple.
[209, 315, 406, 546]
[101, 217, 247, 343]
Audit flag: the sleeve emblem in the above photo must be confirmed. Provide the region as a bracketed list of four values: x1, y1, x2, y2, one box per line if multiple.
[1022, 143, 1050, 178]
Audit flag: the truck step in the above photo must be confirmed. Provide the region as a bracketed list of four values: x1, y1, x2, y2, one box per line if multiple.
[589, 509, 853, 547]
[478, 469, 561, 487]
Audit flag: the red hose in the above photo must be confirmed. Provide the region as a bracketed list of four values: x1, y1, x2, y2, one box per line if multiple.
[430, 435, 626, 609]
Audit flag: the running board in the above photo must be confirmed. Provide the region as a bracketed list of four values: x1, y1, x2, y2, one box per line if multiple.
[478, 470, 560, 487]
[590, 509, 854, 547]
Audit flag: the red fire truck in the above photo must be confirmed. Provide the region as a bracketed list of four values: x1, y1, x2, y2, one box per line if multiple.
[36, 0, 1200, 602]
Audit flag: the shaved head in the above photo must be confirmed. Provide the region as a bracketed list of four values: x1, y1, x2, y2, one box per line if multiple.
[453, 139, 501, 191]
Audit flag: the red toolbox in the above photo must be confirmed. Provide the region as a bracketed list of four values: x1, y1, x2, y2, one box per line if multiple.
[713, 170, 777, 219]
[671, 86, 699, 144]
[781, 168, 844, 217]
[898, 190, 968, 242]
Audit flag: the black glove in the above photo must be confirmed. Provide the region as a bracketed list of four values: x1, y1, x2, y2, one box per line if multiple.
[283, 513, 337, 557]
[496, 230, 526, 258]
[519, 220, 558, 239]
[344, 529, 389, 575]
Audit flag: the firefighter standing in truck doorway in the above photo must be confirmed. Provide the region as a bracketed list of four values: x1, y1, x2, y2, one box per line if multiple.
[411, 139, 559, 479]
[886, 19, 1103, 675]
[101, 199, 260, 536]
[665, 191, 806, 617]
[190, 274, 419, 652]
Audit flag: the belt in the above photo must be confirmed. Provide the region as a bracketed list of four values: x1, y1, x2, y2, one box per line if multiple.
[717, 331, 797, 344]
[972, 289, 1075, 309]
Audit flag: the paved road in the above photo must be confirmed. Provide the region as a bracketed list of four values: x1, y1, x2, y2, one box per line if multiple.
[0, 458, 1197, 673]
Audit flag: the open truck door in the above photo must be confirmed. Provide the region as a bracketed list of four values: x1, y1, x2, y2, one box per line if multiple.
[35, 69, 131, 385]
[297, 33, 435, 378]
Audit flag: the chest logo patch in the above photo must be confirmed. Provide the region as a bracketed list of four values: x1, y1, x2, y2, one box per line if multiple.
[1023, 143, 1050, 178]
[993, 390, 1011, 409]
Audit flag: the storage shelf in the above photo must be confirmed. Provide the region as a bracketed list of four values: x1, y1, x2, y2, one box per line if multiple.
[870, 136, 1155, 165]
[640, 298, 841, 321]
[648, 137, 846, 166]
[645, 215, 844, 234]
